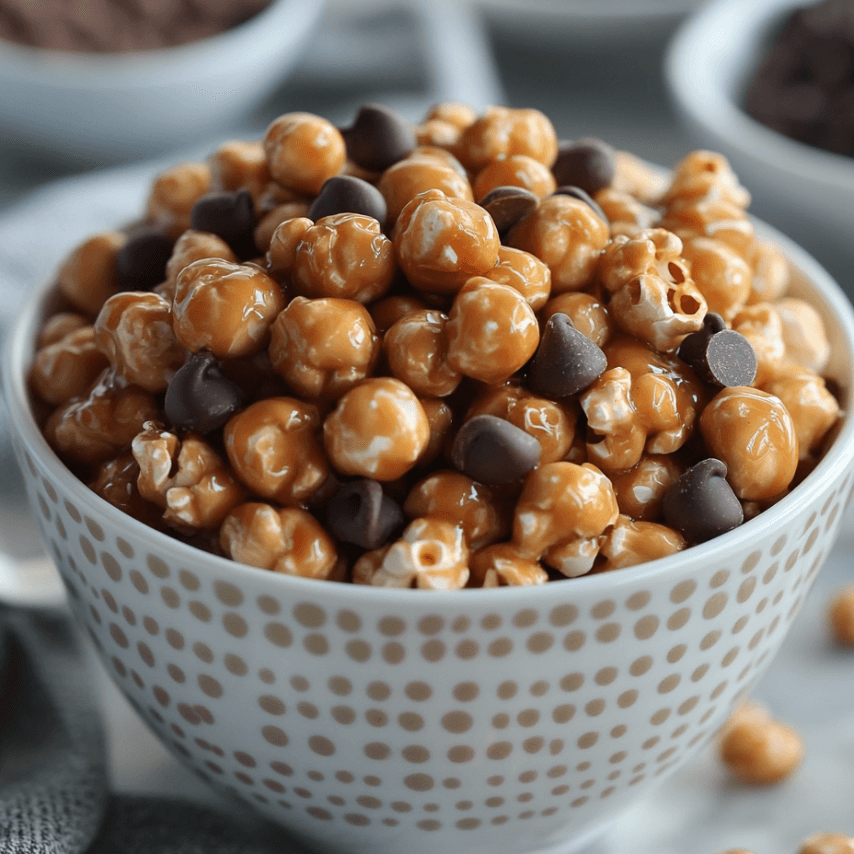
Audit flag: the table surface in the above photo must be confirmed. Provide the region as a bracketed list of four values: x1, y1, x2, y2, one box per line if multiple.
[3, 3, 854, 852]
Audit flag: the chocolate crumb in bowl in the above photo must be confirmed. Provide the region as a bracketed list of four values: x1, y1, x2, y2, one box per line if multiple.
[526, 311, 607, 398]
[189, 189, 258, 261]
[478, 185, 540, 236]
[115, 227, 174, 293]
[164, 352, 245, 435]
[340, 104, 417, 173]
[326, 478, 404, 550]
[552, 137, 617, 194]
[662, 457, 744, 543]
[451, 413, 542, 485]
[307, 175, 388, 228]
[678, 312, 758, 387]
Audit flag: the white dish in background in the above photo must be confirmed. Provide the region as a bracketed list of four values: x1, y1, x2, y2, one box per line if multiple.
[0, 0, 324, 166]
[664, 0, 854, 297]
[474, 0, 705, 44]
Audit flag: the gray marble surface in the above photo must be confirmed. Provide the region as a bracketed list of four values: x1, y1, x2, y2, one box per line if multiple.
[3, 2, 854, 852]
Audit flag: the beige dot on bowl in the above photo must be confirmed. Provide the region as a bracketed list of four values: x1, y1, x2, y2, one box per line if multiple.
[160, 587, 180, 609]
[402, 745, 430, 763]
[487, 742, 512, 760]
[563, 631, 585, 651]
[618, 690, 638, 708]
[577, 732, 598, 749]
[264, 623, 293, 648]
[294, 603, 326, 628]
[224, 654, 248, 676]
[703, 593, 728, 619]
[634, 615, 659, 640]
[146, 555, 170, 578]
[667, 608, 691, 630]
[364, 708, 386, 726]
[332, 706, 355, 725]
[552, 704, 576, 724]
[309, 736, 335, 756]
[364, 742, 391, 760]
[481, 613, 502, 630]
[549, 604, 578, 626]
[591, 599, 616, 620]
[109, 623, 129, 648]
[513, 609, 538, 628]
[79, 536, 96, 565]
[417, 614, 444, 635]
[304, 634, 329, 655]
[488, 637, 513, 657]
[455, 639, 479, 659]
[452, 615, 470, 633]
[399, 712, 424, 731]
[259, 695, 285, 715]
[596, 623, 620, 643]
[382, 642, 404, 664]
[378, 616, 406, 636]
[129, 570, 149, 594]
[346, 640, 371, 662]
[328, 676, 352, 695]
[527, 632, 554, 653]
[198, 675, 223, 698]
[497, 680, 518, 699]
[262, 725, 288, 746]
[191, 642, 213, 663]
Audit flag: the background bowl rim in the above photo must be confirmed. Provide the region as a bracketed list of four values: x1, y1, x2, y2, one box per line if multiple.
[664, 0, 854, 197]
[5, 218, 854, 605]
[0, 0, 323, 83]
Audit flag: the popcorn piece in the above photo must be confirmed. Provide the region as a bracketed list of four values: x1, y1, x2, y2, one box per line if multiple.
[220, 502, 338, 580]
[354, 517, 469, 590]
[512, 461, 619, 576]
[132, 422, 245, 532]
[719, 701, 804, 785]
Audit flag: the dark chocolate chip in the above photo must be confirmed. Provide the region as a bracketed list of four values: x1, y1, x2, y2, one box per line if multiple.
[190, 188, 257, 260]
[165, 352, 245, 434]
[451, 414, 541, 485]
[662, 458, 744, 544]
[340, 104, 417, 172]
[551, 185, 608, 224]
[552, 137, 616, 195]
[308, 175, 388, 229]
[527, 313, 607, 399]
[677, 313, 757, 388]
[326, 479, 404, 550]
[478, 185, 540, 236]
[115, 226, 174, 292]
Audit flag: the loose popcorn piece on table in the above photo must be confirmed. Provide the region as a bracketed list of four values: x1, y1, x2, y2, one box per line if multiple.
[718, 700, 804, 785]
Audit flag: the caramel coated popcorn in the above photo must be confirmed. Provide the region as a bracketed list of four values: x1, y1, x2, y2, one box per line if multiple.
[28, 101, 844, 588]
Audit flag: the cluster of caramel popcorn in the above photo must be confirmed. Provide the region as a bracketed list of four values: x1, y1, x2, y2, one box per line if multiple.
[28, 103, 843, 589]
[718, 835, 854, 854]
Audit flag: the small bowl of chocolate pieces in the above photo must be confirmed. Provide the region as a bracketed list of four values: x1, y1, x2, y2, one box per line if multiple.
[0, 0, 325, 164]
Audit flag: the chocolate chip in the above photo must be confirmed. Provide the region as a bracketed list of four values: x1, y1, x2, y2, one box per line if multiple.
[115, 226, 174, 292]
[451, 415, 541, 485]
[478, 185, 539, 237]
[326, 479, 403, 550]
[552, 137, 616, 195]
[307, 175, 388, 229]
[190, 188, 257, 260]
[677, 313, 757, 387]
[165, 352, 245, 434]
[662, 458, 744, 544]
[552, 185, 608, 224]
[340, 104, 416, 172]
[527, 313, 607, 399]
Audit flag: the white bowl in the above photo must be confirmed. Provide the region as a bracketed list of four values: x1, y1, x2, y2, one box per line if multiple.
[664, 0, 854, 295]
[4, 210, 854, 853]
[0, 0, 325, 165]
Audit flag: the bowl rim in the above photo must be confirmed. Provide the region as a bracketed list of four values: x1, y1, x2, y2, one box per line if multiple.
[0, 0, 324, 82]
[664, 0, 854, 198]
[5, 218, 854, 605]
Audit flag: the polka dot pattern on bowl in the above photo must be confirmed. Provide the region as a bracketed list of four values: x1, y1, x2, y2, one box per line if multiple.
[15, 435, 854, 854]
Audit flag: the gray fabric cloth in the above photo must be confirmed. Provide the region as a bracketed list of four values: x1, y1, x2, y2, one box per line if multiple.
[0, 606, 300, 854]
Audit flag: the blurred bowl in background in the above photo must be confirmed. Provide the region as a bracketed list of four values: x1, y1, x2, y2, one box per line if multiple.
[664, 0, 854, 298]
[0, 0, 325, 166]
